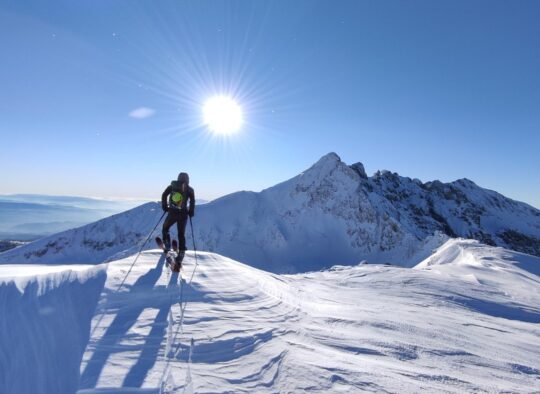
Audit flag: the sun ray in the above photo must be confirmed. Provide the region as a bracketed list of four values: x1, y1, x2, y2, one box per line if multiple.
[203, 96, 243, 135]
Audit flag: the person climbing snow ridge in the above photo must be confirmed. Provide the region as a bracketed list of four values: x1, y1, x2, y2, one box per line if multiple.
[160, 172, 195, 269]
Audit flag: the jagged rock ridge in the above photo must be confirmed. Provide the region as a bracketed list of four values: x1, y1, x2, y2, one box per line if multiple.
[1, 153, 539, 272]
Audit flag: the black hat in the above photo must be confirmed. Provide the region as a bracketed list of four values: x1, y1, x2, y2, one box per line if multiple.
[178, 172, 189, 184]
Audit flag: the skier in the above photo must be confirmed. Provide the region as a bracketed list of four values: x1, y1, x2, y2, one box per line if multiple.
[161, 172, 195, 265]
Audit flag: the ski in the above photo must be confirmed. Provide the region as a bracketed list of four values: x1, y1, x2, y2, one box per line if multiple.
[171, 240, 182, 272]
[174, 251, 185, 272]
[156, 237, 182, 273]
[170, 250, 183, 273]
[168, 255, 179, 272]
[155, 236, 165, 250]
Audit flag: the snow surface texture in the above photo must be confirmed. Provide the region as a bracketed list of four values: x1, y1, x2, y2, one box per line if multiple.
[0, 265, 106, 394]
[2, 153, 540, 273]
[75, 240, 539, 393]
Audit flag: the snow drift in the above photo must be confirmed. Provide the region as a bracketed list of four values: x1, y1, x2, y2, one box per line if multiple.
[2, 153, 540, 273]
[77, 240, 539, 393]
[0, 265, 106, 394]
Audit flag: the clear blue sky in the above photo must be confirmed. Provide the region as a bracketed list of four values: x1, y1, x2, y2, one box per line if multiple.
[1, 1, 539, 207]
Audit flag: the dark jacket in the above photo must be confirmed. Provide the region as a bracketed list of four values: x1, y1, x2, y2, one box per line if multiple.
[162, 183, 195, 216]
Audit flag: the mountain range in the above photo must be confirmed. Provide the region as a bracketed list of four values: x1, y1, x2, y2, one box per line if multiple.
[0, 194, 148, 240]
[1, 154, 540, 393]
[1, 153, 539, 273]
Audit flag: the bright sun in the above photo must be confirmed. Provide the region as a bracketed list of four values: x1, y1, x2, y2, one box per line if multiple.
[203, 96, 243, 135]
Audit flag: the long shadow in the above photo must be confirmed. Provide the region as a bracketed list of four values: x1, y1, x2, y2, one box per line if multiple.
[453, 296, 540, 324]
[122, 272, 180, 387]
[79, 255, 168, 389]
[176, 329, 275, 363]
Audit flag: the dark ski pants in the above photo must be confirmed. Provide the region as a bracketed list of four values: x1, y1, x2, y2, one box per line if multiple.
[162, 209, 188, 250]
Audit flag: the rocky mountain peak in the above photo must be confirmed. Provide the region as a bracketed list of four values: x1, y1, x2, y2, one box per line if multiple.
[307, 152, 342, 171]
[350, 162, 367, 179]
[2, 153, 540, 271]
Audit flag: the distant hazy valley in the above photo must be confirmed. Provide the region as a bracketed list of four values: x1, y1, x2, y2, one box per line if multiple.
[0, 194, 149, 243]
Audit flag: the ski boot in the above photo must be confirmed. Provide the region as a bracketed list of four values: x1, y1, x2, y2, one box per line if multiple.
[163, 238, 171, 253]
[172, 250, 185, 272]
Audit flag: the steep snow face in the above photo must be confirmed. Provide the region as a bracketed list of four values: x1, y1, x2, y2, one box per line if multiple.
[2, 153, 539, 272]
[193, 153, 448, 271]
[0, 265, 106, 394]
[78, 243, 539, 393]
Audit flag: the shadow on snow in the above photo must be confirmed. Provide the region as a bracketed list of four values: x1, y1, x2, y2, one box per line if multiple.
[80, 255, 188, 389]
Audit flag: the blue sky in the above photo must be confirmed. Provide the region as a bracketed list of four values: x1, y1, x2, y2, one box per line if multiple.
[1, 1, 539, 207]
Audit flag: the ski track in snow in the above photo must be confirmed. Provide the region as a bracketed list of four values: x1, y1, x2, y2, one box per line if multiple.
[76, 240, 540, 393]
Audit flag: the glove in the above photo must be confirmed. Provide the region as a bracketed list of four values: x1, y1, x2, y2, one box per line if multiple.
[188, 209, 194, 218]
[162, 205, 168, 212]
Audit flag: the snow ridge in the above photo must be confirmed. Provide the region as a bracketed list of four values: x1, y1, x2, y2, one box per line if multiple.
[1, 153, 539, 273]
[76, 244, 540, 392]
[0, 265, 106, 394]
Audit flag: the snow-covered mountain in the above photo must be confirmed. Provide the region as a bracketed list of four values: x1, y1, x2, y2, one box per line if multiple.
[2, 240, 539, 392]
[2, 153, 539, 273]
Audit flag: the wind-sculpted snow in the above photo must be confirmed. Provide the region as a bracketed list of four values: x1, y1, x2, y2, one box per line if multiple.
[0, 265, 106, 394]
[77, 242, 539, 393]
[415, 238, 540, 323]
[2, 153, 540, 272]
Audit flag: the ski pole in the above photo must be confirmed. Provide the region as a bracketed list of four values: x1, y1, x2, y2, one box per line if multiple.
[189, 215, 198, 268]
[119, 209, 166, 287]
[189, 216, 197, 251]
[91, 207, 166, 338]
[136, 209, 167, 261]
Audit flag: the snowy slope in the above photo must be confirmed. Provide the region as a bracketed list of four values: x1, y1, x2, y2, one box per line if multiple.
[76, 241, 539, 393]
[0, 265, 106, 394]
[0, 204, 161, 265]
[2, 153, 540, 273]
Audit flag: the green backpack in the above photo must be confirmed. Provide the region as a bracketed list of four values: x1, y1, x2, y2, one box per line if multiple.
[169, 180, 187, 209]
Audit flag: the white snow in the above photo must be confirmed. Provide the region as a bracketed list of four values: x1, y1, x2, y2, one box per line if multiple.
[2, 153, 539, 273]
[1, 153, 540, 392]
[76, 241, 539, 393]
[0, 264, 106, 394]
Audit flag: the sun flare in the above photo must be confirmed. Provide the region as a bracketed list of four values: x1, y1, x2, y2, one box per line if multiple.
[203, 96, 243, 135]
